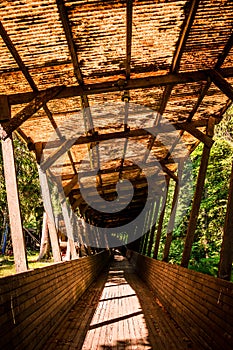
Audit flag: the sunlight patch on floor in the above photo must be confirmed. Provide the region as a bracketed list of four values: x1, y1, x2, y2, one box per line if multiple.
[82, 256, 151, 349]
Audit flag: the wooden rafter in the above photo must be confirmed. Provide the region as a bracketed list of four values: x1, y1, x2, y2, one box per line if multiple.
[208, 70, 233, 101]
[39, 121, 212, 172]
[146, 0, 200, 168]
[56, 0, 102, 192]
[0, 21, 37, 92]
[0, 20, 77, 174]
[7, 67, 233, 106]
[0, 87, 64, 140]
[126, 0, 133, 80]
[187, 31, 233, 122]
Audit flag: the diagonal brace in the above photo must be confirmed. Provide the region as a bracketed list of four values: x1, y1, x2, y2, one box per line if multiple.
[0, 86, 64, 140]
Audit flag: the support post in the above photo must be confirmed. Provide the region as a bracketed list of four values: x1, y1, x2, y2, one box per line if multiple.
[163, 159, 184, 262]
[38, 168, 62, 262]
[153, 177, 170, 259]
[181, 117, 215, 267]
[60, 197, 78, 260]
[0, 96, 27, 273]
[218, 161, 233, 280]
[37, 211, 50, 260]
[147, 199, 161, 257]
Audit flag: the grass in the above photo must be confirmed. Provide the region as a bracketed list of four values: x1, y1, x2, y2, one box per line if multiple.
[0, 251, 53, 278]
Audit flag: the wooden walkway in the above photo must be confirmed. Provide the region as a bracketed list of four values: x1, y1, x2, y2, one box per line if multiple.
[45, 255, 198, 350]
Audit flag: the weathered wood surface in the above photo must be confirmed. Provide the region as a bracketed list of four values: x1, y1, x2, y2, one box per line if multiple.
[45, 255, 198, 350]
[0, 251, 110, 350]
[131, 251, 233, 350]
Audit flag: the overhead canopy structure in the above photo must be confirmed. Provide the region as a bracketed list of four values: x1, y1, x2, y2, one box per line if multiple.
[0, 0, 232, 248]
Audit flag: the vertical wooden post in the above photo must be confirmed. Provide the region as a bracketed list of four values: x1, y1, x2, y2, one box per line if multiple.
[163, 159, 184, 262]
[60, 197, 78, 259]
[181, 117, 215, 268]
[0, 96, 27, 273]
[162, 178, 179, 262]
[147, 199, 161, 257]
[37, 211, 50, 260]
[38, 167, 62, 262]
[142, 205, 153, 255]
[218, 161, 233, 280]
[153, 177, 170, 259]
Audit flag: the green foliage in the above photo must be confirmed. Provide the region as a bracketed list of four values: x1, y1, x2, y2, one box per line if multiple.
[0, 135, 43, 235]
[156, 108, 233, 278]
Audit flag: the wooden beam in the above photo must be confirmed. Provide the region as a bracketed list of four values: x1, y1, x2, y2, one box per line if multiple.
[153, 178, 170, 259]
[147, 200, 161, 257]
[0, 95, 10, 121]
[178, 122, 214, 148]
[38, 168, 62, 262]
[0, 21, 37, 91]
[162, 162, 183, 262]
[40, 121, 211, 172]
[56, 0, 94, 130]
[157, 0, 200, 119]
[171, 0, 200, 72]
[8, 67, 233, 106]
[0, 21, 77, 174]
[0, 97, 27, 272]
[187, 32, 233, 122]
[0, 86, 64, 140]
[218, 161, 233, 280]
[126, 0, 133, 80]
[64, 174, 79, 196]
[36, 118, 216, 150]
[181, 117, 215, 267]
[56, 0, 83, 84]
[208, 69, 233, 101]
[1, 137, 28, 272]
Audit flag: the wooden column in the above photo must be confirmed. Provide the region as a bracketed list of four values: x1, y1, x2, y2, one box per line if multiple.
[163, 159, 184, 262]
[153, 177, 170, 259]
[162, 177, 180, 262]
[38, 167, 62, 262]
[0, 96, 27, 272]
[142, 205, 153, 255]
[147, 199, 161, 257]
[181, 117, 215, 267]
[37, 211, 50, 260]
[60, 198, 78, 259]
[218, 161, 233, 280]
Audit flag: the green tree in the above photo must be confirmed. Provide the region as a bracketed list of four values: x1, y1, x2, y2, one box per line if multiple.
[0, 135, 43, 240]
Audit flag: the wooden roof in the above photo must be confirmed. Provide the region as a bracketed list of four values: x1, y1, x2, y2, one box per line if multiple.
[0, 0, 232, 228]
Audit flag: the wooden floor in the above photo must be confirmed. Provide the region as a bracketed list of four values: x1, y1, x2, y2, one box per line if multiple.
[45, 255, 198, 350]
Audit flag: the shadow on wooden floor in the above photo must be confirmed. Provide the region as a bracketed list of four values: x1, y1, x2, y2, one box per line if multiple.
[45, 254, 198, 350]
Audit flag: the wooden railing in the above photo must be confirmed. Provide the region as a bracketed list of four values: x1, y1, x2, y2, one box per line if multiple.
[129, 251, 233, 350]
[0, 250, 110, 350]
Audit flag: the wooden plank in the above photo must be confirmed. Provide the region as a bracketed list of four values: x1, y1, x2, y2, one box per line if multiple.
[171, 0, 200, 72]
[38, 167, 62, 262]
[0, 21, 37, 92]
[147, 200, 161, 256]
[209, 69, 233, 101]
[153, 177, 170, 259]
[163, 161, 183, 262]
[38, 120, 211, 150]
[218, 161, 233, 280]
[1, 136, 27, 272]
[0, 95, 10, 121]
[126, 0, 133, 80]
[188, 32, 233, 122]
[8, 67, 233, 106]
[181, 118, 215, 267]
[0, 86, 64, 140]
